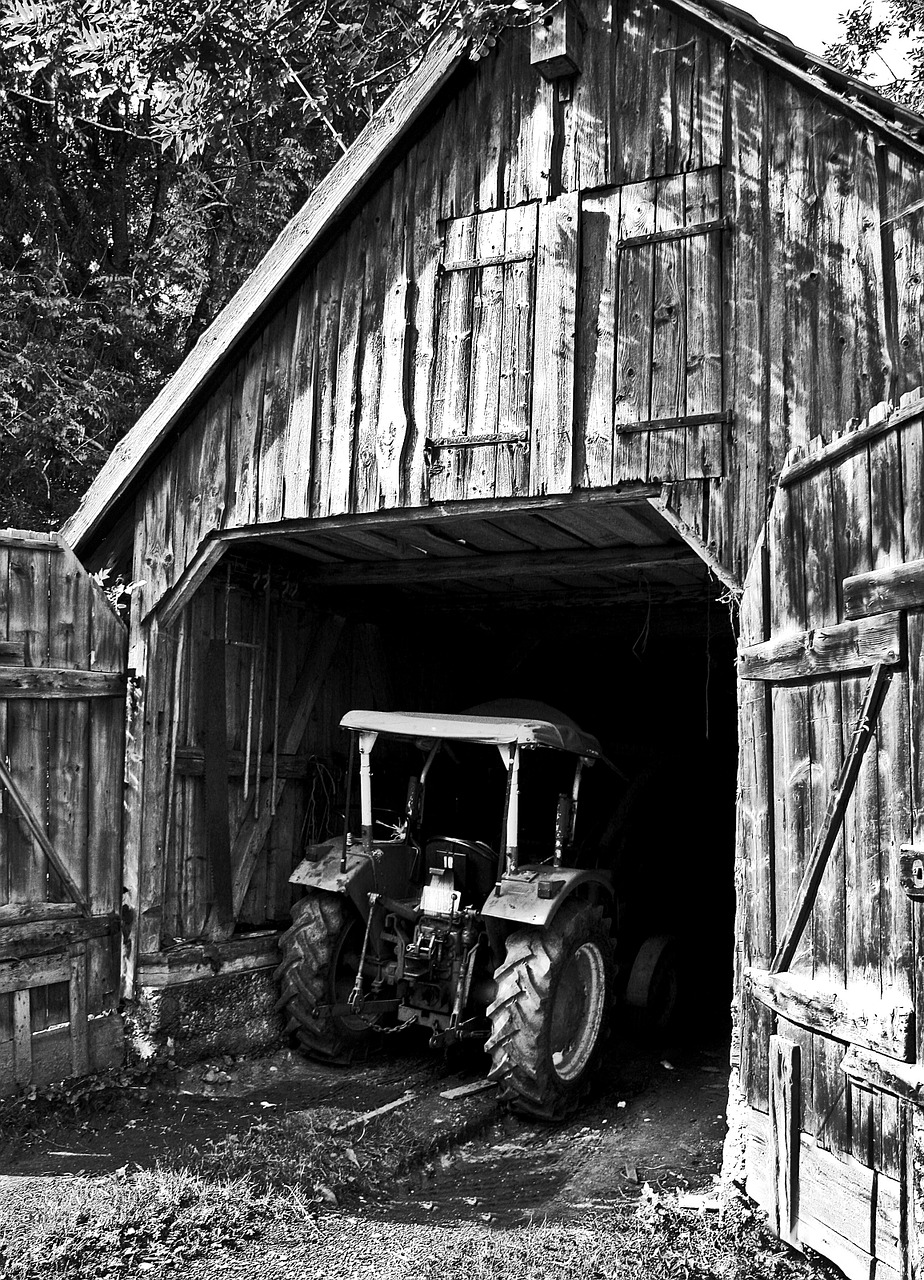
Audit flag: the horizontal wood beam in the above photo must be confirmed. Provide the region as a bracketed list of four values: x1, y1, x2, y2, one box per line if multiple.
[0, 951, 70, 996]
[174, 748, 312, 779]
[781, 398, 924, 489]
[841, 1044, 924, 1104]
[0, 669, 126, 698]
[748, 968, 914, 1062]
[0, 532, 62, 551]
[217, 485, 662, 544]
[844, 557, 924, 620]
[738, 613, 903, 682]
[0, 913, 116, 962]
[0, 642, 24, 666]
[292, 544, 699, 589]
[137, 934, 280, 988]
[152, 536, 226, 628]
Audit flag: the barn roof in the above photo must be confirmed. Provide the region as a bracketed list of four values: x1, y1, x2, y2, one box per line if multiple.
[62, 0, 924, 556]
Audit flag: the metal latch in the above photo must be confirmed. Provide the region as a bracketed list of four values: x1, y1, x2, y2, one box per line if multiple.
[900, 845, 924, 900]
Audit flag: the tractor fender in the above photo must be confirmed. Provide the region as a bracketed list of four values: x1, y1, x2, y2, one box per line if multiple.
[479, 866, 614, 929]
[289, 840, 418, 921]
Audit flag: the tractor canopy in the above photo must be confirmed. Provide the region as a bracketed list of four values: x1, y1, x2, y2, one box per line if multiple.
[340, 700, 604, 761]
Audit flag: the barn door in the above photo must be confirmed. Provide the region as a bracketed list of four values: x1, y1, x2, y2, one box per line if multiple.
[428, 193, 580, 502]
[0, 530, 126, 1094]
[736, 465, 909, 1280]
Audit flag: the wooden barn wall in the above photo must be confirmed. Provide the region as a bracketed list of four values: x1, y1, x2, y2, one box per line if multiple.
[0, 532, 126, 1092]
[125, 3, 924, 621]
[135, 574, 405, 947]
[125, 3, 924, 617]
[736, 402, 924, 1278]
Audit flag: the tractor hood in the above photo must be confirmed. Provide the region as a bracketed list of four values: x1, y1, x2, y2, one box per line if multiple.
[339, 707, 605, 760]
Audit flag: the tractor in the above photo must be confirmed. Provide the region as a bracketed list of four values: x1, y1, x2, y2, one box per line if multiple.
[276, 701, 677, 1118]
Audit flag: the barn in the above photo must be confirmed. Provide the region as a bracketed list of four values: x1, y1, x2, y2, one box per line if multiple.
[3, 0, 924, 1271]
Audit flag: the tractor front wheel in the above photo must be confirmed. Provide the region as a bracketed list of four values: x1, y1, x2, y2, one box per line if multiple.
[275, 890, 374, 1064]
[486, 901, 614, 1119]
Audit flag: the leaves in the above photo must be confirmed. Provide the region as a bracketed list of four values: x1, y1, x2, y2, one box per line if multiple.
[0, 0, 544, 529]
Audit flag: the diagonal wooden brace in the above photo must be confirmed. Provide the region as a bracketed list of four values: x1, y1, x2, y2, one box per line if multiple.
[0, 756, 90, 916]
[770, 661, 890, 975]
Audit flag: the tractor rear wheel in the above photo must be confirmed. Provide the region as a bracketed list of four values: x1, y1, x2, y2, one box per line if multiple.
[486, 901, 614, 1120]
[275, 890, 374, 1064]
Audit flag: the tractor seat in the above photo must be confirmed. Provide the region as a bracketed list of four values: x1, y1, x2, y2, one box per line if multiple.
[425, 836, 497, 901]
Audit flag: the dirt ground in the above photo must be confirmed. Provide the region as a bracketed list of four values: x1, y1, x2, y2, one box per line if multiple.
[0, 1025, 840, 1280]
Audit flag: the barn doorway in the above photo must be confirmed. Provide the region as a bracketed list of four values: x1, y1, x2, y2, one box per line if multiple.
[227, 491, 739, 1038]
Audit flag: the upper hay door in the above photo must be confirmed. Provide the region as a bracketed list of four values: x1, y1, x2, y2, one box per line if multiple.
[580, 166, 727, 487]
[428, 193, 579, 502]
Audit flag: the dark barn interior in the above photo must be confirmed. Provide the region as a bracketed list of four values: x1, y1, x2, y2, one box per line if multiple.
[182, 494, 741, 1042]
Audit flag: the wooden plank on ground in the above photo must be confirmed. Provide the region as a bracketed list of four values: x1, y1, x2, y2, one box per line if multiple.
[748, 968, 914, 1061]
[769, 1035, 801, 1248]
[738, 613, 902, 682]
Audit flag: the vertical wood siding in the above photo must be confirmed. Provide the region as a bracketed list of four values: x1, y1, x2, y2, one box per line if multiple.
[739, 403, 924, 1274]
[124, 6, 924, 616]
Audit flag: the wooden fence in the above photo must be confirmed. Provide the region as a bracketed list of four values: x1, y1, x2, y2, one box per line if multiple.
[0, 530, 126, 1094]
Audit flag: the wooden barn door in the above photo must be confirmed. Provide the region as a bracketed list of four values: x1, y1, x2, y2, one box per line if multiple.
[736, 462, 909, 1280]
[0, 530, 126, 1094]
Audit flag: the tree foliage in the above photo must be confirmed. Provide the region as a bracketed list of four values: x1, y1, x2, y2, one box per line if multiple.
[825, 0, 924, 110]
[0, 0, 527, 529]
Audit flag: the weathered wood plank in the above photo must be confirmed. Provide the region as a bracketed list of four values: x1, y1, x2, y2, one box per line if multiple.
[771, 663, 890, 976]
[530, 193, 579, 497]
[0, 952, 71, 996]
[613, 182, 656, 481]
[769, 1035, 801, 1248]
[203, 637, 233, 936]
[297, 543, 696, 588]
[430, 215, 477, 502]
[748, 969, 914, 1062]
[465, 207, 508, 500]
[407, 136, 443, 509]
[281, 275, 319, 521]
[738, 614, 902, 683]
[0, 670, 126, 698]
[496, 203, 538, 499]
[683, 169, 724, 479]
[376, 163, 411, 511]
[844, 556, 924, 620]
[68, 943, 89, 1076]
[576, 189, 618, 491]
[648, 174, 687, 481]
[354, 185, 389, 515]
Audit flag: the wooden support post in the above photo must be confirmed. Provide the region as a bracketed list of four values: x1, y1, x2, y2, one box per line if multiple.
[204, 637, 233, 937]
[69, 942, 89, 1076]
[769, 1035, 801, 1249]
[120, 599, 151, 1000]
[12, 989, 31, 1086]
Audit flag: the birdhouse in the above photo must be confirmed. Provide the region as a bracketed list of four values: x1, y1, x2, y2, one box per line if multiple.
[530, 1, 583, 81]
